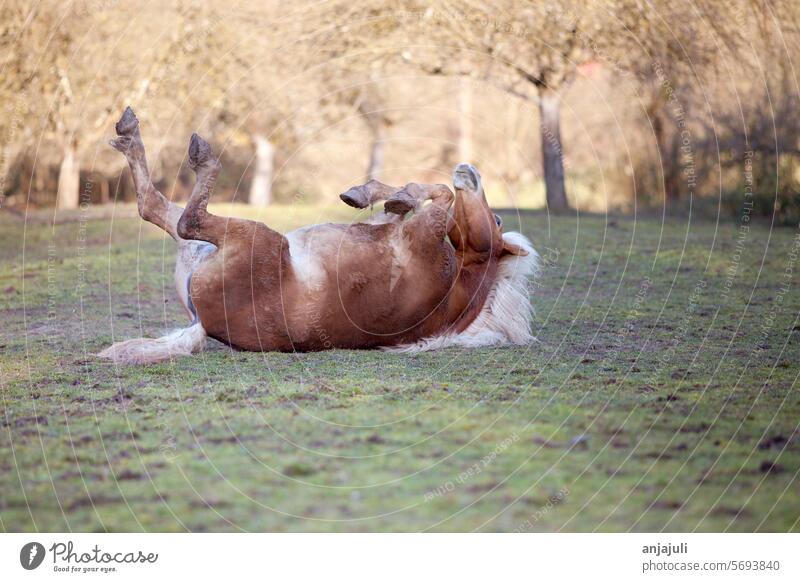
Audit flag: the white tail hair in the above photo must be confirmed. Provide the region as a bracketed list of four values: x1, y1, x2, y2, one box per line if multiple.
[97, 321, 207, 365]
[387, 231, 539, 353]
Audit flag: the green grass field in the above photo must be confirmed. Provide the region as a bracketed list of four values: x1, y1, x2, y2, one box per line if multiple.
[1, 203, 798, 532]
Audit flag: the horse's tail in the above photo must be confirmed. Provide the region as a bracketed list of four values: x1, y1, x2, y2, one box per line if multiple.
[97, 321, 207, 365]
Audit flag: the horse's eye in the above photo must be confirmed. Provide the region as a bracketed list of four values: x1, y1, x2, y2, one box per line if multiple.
[494, 214, 503, 228]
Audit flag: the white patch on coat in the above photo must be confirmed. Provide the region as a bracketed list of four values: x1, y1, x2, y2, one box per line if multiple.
[285, 226, 327, 290]
[174, 240, 215, 318]
[389, 233, 412, 292]
[386, 231, 539, 353]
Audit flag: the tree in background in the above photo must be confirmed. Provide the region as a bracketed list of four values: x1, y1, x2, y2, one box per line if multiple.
[0, 1, 118, 209]
[229, 28, 303, 207]
[702, 0, 800, 224]
[173, 2, 310, 207]
[300, 16, 401, 185]
[1, 1, 233, 209]
[308, 1, 589, 210]
[390, 1, 686, 211]
[358, 93, 391, 181]
[1, 0, 798, 218]
[311, 0, 778, 212]
[0, 0, 307, 209]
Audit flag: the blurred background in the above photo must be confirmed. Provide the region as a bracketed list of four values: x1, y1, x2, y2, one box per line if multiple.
[1, 0, 798, 223]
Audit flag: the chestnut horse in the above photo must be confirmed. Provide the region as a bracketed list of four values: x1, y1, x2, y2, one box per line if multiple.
[99, 108, 538, 364]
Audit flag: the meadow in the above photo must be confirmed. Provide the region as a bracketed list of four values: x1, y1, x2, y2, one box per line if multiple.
[1, 203, 798, 532]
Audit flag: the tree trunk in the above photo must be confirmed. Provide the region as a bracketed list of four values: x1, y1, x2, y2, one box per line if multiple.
[100, 177, 110, 204]
[249, 134, 274, 206]
[458, 78, 472, 162]
[56, 143, 80, 210]
[366, 125, 384, 182]
[652, 108, 680, 202]
[539, 90, 569, 211]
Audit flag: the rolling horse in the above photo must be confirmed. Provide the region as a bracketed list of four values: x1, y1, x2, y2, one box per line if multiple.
[99, 108, 538, 364]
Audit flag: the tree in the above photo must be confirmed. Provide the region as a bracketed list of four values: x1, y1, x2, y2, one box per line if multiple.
[0, 1, 91, 209]
[249, 134, 275, 206]
[309, 0, 756, 211]
[0, 1, 197, 209]
[392, 1, 640, 211]
[355, 87, 394, 181]
[308, 1, 596, 209]
[615, 0, 771, 205]
[202, 4, 306, 206]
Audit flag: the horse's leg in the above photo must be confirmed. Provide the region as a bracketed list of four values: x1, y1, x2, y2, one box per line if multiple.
[109, 107, 211, 319]
[174, 134, 235, 246]
[171, 145, 220, 320]
[339, 179, 400, 209]
[109, 107, 183, 239]
[173, 134, 288, 349]
[339, 180, 408, 225]
[341, 178, 454, 217]
[100, 116, 215, 363]
[176, 132, 285, 256]
[360, 182, 453, 226]
[400, 184, 456, 241]
[384, 182, 454, 216]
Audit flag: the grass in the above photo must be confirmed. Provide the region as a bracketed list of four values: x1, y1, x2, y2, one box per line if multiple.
[1, 202, 798, 532]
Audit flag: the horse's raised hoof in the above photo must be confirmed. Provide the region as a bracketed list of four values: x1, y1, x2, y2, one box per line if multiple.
[115, 106, 139, 136]
[188, 133, 217, 171]
[339, 186, 369, 209]
[384, 190, 415, 215]
[453, 163, 481, 192]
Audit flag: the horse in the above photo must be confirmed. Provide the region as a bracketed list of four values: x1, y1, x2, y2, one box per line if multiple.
[98, 107, 538, 364]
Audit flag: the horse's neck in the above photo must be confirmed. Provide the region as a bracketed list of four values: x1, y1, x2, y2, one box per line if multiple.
[447, 254, 497, 333]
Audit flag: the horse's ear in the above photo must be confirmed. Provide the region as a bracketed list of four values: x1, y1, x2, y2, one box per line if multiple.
[501, 240, 529, 257]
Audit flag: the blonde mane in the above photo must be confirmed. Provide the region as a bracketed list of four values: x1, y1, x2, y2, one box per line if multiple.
[386, 231, 539, 353]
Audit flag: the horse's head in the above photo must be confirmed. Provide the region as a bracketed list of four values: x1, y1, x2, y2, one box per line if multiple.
[450, 164, 528, 264]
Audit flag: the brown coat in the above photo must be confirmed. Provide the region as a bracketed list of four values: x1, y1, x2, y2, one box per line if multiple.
[190, 168, 527, 352]
[99, 108, 533, 364]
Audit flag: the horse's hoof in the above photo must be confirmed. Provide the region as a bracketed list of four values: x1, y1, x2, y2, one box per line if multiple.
[188, 133, 215, 170]
[384, 191, 415, 215]
[339, 187, 369, 209]
[115, 106, 139, 136]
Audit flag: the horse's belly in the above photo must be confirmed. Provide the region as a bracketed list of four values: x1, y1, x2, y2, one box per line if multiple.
[193, 222, 458, 351]
[194, 292, 294, 352]
[190, 248, 294, 352]
[284, 256, 457, 350]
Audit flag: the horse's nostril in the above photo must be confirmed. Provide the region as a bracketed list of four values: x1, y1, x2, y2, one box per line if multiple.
[454, 170, 476, 190]
[453, 164, 483, 194]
